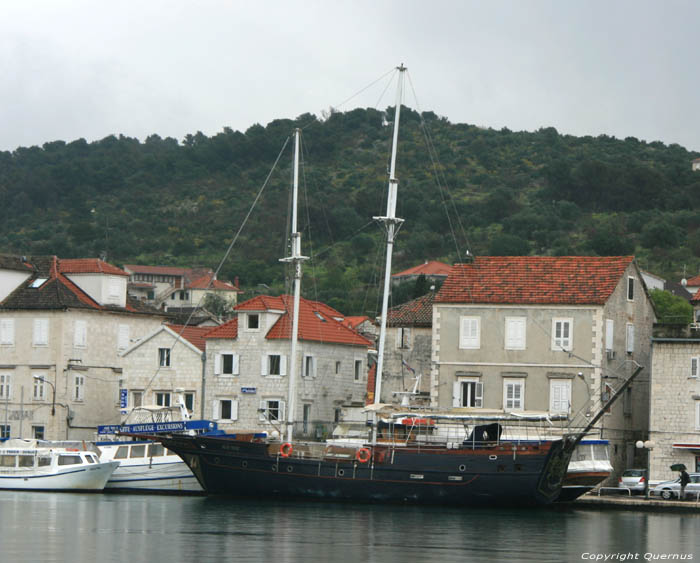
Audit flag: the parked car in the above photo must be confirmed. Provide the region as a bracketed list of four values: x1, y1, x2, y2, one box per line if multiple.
[618, 469, 647, 493]
[651, 473, 700, 500]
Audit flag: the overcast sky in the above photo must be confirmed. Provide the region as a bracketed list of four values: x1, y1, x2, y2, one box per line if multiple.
[2, 1, 699, 153]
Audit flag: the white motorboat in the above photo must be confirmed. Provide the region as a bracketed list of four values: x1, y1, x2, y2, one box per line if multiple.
[0, 439, 119, 491]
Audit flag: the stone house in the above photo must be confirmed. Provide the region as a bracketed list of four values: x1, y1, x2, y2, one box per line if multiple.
[0, 256, 166, 441]
[377, 292, 434, 405]
[203, 295, 372, 437]
[432, 256, 656, 477]
[119, 324, 211, 418]
[648, 325, 700, 479]
[123, 264, 241, 311]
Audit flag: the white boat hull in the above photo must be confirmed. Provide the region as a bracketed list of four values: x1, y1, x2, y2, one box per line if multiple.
[0, 461, 119, 491]
[105, 460, 202, 492]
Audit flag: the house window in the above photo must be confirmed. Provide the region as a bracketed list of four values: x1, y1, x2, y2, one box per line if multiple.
[147, 291, 154, 300]
[0, 374, 11, 400]
[184, 392, 195, 412]
[247, 313, 260, 330]
[216, 353, 239, 376]
[267, 355, 282, 376]
[118, 324, 130, 351]
[549, 379, 571, 415]
[303, 404, 311, 434]
[602, 383, 613, 414]
[459, 317, 480, 349]
[396, 327, 411, 349]
[155, 392, 171, 407]
[335, 361, 341, 374]
[0, 319, 15, 346]
[33, 319, 49, 346]
[626, 324, 635, 354]
[354, 360, 363, 381]
[32, 425, 45, 440]
[696, 401, 700, 431]
[74, 375, 85, 401]
[131, 391, 143, 408]
[33, 377, 46, 400]
[552, 319, 573, 351]
[303, 355, 316, 378]
[74, 320, 87, 348]
[503, 379, 524, 411]
[505, 317, 526, 350]
[0, 425, 9, 439]
[453, 378, 483, 408]
[108, 279, 121, 299]
[627, 277, 635, 301]
[334, 408, 341, 423]
[215, 399, 238, 421]
[158, 348, 171, 367]
[259, 399, 285, 422]
[692, 357, 700, 378]
[605, 319, 614, 351]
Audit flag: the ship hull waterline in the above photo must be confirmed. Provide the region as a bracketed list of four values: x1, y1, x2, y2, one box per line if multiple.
[153, 434, 572, 507]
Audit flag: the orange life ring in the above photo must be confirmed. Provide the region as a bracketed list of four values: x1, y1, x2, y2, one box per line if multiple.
[356, 447, 371, 463]
[280, 442, 293, 458]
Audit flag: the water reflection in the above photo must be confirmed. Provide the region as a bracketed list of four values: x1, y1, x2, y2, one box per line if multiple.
[2, 492, 697, 563]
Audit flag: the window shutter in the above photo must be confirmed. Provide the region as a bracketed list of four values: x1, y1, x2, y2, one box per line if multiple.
[626, 324, 635, 353]
[74, 320, 87, 347]
[692, 357, 699, 378]
[474, 382, 483, 408]
[605, 319, 614, 351]
[279, 400, 286, 422]
[312, 356, 316, 378]
[452, 382, 461, 407]
[118, 324, 129, 350]
[232, 354, 240, 375]
[214, 354, 222, 375]
[261, 355, 268, 376]
[212, 400, 219, 420]
[280, 355, 287, 376]
[259, 400, 266, 421]
[460, 317, 479, 348]
[0, 319, 14, 346]
[231, 400, 239, 421]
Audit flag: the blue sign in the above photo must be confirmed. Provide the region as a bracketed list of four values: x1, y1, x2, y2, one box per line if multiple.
[119, 389, 128, 409]
[241, 387, 257, 394]
[97, 419, 216, 435]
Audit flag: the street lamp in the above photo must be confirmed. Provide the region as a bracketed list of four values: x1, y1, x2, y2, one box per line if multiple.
[636, 439, 655, 499]
[33, 375, 55, 416]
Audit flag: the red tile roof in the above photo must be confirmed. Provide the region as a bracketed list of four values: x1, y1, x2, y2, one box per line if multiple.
[387, 293, 434, 327]
[227, 295, 369, 347]
[60, 258, 128, 276]
[691, 289, 700, 304]
[341, 316, 372, 330]
[123, 264, 190, 276]
[685, 275, 700, 286]
[166, 324, 211, 351]
[435, 256, 635, 305]
[203, 318, 239, 339]
[393, 261, 452, 278]
[187, 273, 240, 291]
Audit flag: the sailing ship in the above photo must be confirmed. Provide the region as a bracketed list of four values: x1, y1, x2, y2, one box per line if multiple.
[146, 65, 633, 506]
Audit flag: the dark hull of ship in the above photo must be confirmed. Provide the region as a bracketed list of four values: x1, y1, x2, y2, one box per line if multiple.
[157, 434, 572, 507]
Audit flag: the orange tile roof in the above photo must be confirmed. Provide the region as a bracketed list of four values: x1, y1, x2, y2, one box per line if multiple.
[686, 275, 700, 286]
[187, 273, 240, 291]
[387, 293, 434, 327]
[203, 318, 239, 339]
[393, 261, 452, 278]
[341, 316, 372, 330]
[436, 256, 635, 305]
[60, 258, 128, 276]
[166, 324, 211, 351]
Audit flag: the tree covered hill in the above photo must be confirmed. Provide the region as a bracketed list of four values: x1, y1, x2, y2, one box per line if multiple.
[1, 107, 699, 314]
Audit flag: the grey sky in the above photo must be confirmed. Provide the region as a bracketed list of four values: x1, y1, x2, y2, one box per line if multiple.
[2, 0, 699, 153]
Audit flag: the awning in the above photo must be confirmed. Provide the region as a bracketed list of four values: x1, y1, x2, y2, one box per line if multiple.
[672, 443, 700, 450]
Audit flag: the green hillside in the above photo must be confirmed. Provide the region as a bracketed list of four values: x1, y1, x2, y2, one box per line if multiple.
[1, 107, 699, 314]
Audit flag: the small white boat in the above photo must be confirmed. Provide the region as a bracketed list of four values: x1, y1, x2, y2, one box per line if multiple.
[0, 439, 119, 491]
[96, 440, 203, 493]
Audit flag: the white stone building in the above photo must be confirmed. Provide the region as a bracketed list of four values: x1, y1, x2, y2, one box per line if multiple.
[203, 295, 372, 437]
[0, 256, 166, 441]
[648, 327, 700, 480]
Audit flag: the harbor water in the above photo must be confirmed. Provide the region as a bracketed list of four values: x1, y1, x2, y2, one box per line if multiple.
[1, 491, 698, 563]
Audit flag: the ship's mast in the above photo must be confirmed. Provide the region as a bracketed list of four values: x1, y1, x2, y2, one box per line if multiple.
[372, 64, 406, 439]
[281, 128, 307, 443]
